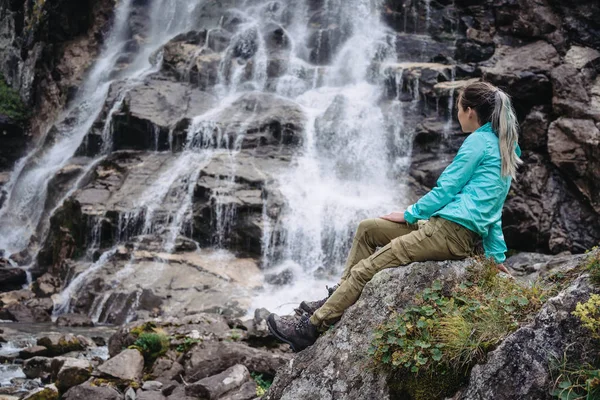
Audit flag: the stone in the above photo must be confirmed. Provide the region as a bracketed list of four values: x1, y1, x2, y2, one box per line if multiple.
[550, 64, 598, 120]
[182, 335, 292, 383]
[185, 364, 251, 399]
[37, 334, 85, 356]
[135, 391, 166, 400]
[0, 267, 27, 292]
[480, 41, 560, 114]
[53, 358, 93, 393]
[564, 45, 600, 70]
[220, 381, 257, 400]
[141, 381, 163, 391]
[23, 357, 53, 381]
[0, 303, 50, 323]
[97, 349, 144, 382]
[62, 381, 123, 400]
[519, 106, 549, 150]
[105, 79, 218, 153]
[265, 260, 472, 399]
[459, 275, 597, 399]
[19, 346, 49, 359]
[56, 313, 95, 327]
[0, 289, 35, 306]
[21, 384, 59, 400]
[547, 118, 600, 214]
[149, 359, 184, 384]
[125, 387, 136, 400]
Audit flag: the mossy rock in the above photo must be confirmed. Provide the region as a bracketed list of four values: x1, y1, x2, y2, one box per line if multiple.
[37, 335, 84, 357]
[22, 386, 59, 400]
[388, 369, 468, 400]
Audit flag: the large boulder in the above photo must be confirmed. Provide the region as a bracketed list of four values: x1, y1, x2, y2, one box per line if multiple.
[183, 340, 290, 383]
[547, 118, 600, 215]
[62, 381, 123, 400]
[265, 260, 472, 399]
[96, 349, 144, 382]
[265, 253, 597, 399]
[480, 41, 560, 117]
[458, 274, 598, 399]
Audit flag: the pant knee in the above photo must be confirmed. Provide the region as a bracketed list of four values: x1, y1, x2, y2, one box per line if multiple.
[349, 259, 376, 287]
[356, 218, 378, 239]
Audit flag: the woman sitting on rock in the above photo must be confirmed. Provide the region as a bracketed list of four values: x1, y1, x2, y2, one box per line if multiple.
[267, 81, 522, 352]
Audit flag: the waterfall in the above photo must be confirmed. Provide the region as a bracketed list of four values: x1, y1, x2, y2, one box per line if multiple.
[1, 0, 440, 320]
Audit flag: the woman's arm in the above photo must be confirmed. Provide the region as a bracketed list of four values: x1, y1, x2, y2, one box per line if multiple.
[404, 133, 487, 224]
[483, 218, 507, 263]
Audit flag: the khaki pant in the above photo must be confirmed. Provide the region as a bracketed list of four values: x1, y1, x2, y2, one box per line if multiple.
[310, 216, 479, 327]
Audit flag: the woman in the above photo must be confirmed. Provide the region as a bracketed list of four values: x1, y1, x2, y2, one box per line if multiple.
[268, 81, 522, 352]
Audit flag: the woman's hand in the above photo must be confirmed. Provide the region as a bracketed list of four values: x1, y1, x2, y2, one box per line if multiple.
[496, 263, 512, 276]
[380, 211, 406, 223]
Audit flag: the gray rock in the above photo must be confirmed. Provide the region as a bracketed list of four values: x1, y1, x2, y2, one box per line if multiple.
[564, 45, 600, 70]
[520, 106, 549, 151]
[37, 334, 85, 356]
[135, 391, 166, 400]
[53, 358, 93, 393]
[23, 357, 53, 381]
[547, 118, 600, 214]
[21, 384, 59, 400]
[265, 259, 471, 399]
[185, 364, 251, 399]
[19, 346, 49, 359]
[63, 381, 124, 400]
[97, 349, 144, 382]
[141, 381, 163, 391]
[460, 275, 598, 399]
[56, 313, 95, 327]
[0, 267, 27, 293]
[183, 340, 291, 383]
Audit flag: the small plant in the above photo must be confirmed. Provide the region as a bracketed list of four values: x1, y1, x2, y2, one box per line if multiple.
[550, 353, 600, 400]
[130, 332, 170, 366]
[585, 249, 600, 287]
[0, 74, 29, 122]
[251, 372, 273, 397]
[573, 295, 600, 340]
[176, 337, 201, 353]
[369, 258, 550, 399]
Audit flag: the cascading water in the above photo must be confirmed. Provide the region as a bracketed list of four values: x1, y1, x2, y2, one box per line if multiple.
[1, 0, 454, 322]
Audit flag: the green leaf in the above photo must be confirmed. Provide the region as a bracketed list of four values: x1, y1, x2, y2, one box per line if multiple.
[431, 348, 443, 361]
[517, 296, 530, 306]
[432, 280, 443, 291]
[558, 381, 572, 389]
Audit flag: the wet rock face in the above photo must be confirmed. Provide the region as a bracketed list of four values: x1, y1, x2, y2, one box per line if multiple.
[0, 114, 27, 171]
[0, 0, 115, 144]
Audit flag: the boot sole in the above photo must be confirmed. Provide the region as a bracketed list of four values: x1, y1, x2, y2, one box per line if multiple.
[266, 314, 302, 352]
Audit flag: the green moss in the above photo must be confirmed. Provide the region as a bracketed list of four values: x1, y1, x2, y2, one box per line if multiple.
[0, 73, 29, 122]
[25, 387, 59, 400]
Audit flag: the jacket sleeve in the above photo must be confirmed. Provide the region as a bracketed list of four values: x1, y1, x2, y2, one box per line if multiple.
[404, 133, 486, 224]
[483, 218, 507, 263]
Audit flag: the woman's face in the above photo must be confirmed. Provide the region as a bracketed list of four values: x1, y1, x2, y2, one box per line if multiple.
[457, 95, 479, 133]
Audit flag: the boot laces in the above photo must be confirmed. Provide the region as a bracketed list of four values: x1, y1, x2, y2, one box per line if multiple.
[295, 315, 310, 331]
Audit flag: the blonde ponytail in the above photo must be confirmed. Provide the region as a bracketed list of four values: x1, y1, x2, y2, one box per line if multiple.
[491, 90, 522, 180]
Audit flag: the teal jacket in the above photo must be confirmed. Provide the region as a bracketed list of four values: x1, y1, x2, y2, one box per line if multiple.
[404, 122, 521, 263]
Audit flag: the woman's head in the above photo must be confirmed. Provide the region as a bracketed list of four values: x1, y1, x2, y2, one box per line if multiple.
[457, 81, 522, 180]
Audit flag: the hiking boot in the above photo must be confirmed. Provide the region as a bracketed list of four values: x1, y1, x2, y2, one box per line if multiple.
[294, 284, 339, 316]
[267, 313, 319, 352]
